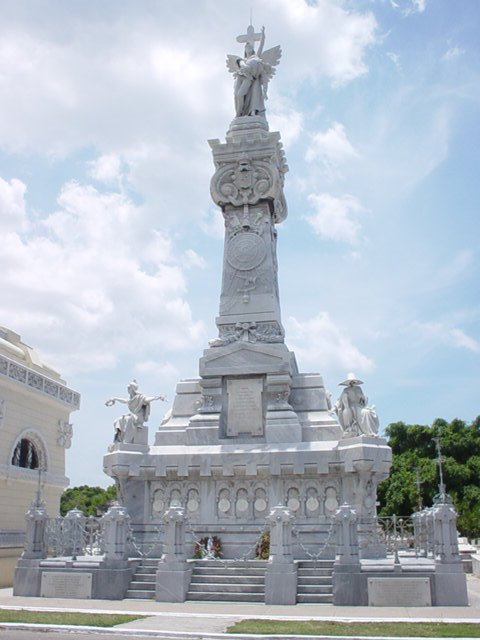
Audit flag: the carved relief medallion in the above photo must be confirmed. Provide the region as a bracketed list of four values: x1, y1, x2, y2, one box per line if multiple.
[226, 232, 266, 271]
[254, 498, 267, 512]
[218, 498, 231, 513]
[306, 496, 319, 512]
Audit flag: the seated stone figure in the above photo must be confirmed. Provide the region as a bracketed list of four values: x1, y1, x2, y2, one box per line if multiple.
[105, 380, 165, 444]
[335, 373, 379, 437]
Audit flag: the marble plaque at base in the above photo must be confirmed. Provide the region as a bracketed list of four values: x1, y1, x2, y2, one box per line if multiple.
[226, 377, 264, 436]
[368, 577, 431, 607]
[41, 572, 92, 599]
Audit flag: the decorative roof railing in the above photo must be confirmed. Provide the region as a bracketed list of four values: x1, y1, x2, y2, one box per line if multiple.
[0, 353, 80, 409]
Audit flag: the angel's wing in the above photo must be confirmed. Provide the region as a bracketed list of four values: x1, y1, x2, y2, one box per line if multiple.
[259, 46, 282, 85]
[260, 45, 282, 68]
[226, 54, 241, 74]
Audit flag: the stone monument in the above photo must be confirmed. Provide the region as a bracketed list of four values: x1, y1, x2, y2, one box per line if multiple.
[103, 24, 392, 565]
[12, 23, 468, 608]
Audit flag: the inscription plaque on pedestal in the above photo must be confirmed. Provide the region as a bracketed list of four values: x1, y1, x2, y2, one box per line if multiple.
[368, 577, 431, 606]
[41, 572, 93, 599]
[226, 377, 264, 436]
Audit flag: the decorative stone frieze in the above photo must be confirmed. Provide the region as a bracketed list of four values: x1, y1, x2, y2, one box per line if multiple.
[0, 354, 80, 409]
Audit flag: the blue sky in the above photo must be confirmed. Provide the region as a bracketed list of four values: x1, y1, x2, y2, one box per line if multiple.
[0, 0, 478, 487]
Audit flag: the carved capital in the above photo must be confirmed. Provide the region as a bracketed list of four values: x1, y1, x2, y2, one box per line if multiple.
[209, 132, 288, 222]
[211, 155, 279, 208]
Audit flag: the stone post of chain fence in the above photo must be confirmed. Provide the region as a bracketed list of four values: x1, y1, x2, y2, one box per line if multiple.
[13, 496, 48, 596]
[432, 499, 468, 605]
[102, 503, 130, 563]
[22, 496, 48, 560]
[92, 502, 134, 600]
[156, 506, 192, 602]
[332, 504, 364, 605]
[265, 505, 297, 605]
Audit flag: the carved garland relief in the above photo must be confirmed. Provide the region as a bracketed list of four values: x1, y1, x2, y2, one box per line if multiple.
[212, 157, 278, 208]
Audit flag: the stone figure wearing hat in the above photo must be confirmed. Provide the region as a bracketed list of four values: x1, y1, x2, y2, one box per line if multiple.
[105, 380, 166, 444]
[335, 373, 379, 437]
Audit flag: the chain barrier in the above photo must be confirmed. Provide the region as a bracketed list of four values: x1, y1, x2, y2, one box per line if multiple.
[292, 520, 336, 563]
[127, 522, 164, 564]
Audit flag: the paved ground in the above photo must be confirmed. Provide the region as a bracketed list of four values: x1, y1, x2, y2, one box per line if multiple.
[1, 575, 480, 638]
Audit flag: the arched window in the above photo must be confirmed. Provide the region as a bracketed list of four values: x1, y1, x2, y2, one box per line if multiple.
[11, 438, 39, 469]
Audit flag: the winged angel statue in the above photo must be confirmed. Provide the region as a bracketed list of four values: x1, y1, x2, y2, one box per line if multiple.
[227, 25, 282, 118]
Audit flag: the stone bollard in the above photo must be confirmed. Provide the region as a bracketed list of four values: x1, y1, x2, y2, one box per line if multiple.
[101, 503, 130, 563]
[13, 496, 48, 596]
[22, 496, 48, 560]
[90, 502, 134, 599]
[334, 504, 360, 565]
[162, 506, 188, 562]
[264, 505, 297, 604]
[332, 504, 363, 605]
[64, 508, 86, 560]
[431, 499, 468, 605]
[156, 507, 192, 602]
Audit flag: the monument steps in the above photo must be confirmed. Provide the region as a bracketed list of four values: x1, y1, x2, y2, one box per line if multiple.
[296, 561, 334, 604]
[186, 560, 266, 602]
[125, 560, 159, 600]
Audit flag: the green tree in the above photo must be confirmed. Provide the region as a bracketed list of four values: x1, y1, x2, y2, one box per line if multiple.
[60, 484, 117, 516]
[378, 417, 480, 538]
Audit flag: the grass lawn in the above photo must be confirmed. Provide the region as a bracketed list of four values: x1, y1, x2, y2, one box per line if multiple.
[227, 619, 480, 637]
[0, 608, 144, 627]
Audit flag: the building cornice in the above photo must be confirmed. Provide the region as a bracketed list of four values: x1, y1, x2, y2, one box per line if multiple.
[0, 354, 80, 410]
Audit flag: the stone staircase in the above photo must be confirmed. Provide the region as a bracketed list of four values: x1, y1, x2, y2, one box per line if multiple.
[125, 559, 158, 599]
[186, 560, 267, 602]
[125, 558, 334, 603]
[296, 560, 334, 604]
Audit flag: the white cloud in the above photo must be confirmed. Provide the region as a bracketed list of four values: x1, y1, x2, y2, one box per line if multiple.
[305, 193, 365, 244]
[443, 45, 466, 61]
[268, 99, 303, 149]
[306, 122, 359, 175]
[199, 208, 225, 239]
[182, 249, 206, 270]
[412, 0, 427, 13]
[286, 312, 375, 372]
[386, 51, 402, 71]
[0, 178, 204, 375]
[270, 0, 378, 85]
[0, 176, 27, 232]
[133, 359, 180, 380]
[0, 2, 379, 241]
[413, 321, 480, 354]
[0, 2, 378, 156]
[392, 0, 427, 16]
[88, 154, 122, 185]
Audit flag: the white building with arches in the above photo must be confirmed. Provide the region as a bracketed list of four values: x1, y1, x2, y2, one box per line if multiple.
[0, 327, 80, 585]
